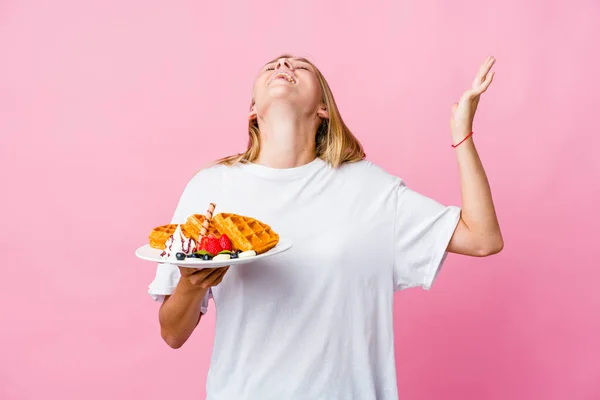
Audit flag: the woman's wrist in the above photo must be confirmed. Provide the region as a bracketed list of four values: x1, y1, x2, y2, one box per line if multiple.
[451, 127, 474, 146]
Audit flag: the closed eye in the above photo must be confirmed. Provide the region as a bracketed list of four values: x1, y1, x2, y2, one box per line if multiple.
[295, 63, 311, 70]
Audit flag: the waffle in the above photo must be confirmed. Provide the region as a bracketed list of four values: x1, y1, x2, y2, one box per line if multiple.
[184, 214, 220, 240]
[149, 224, 195, 250]
[211, 213, 279, 254]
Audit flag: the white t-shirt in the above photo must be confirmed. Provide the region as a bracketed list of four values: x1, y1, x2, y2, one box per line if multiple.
[148, 158, 461, 400]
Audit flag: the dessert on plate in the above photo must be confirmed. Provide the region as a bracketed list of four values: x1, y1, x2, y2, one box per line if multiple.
[148, 223, 195, 250]
[211, 213, 279, 254]
[148, 203, 279, 262]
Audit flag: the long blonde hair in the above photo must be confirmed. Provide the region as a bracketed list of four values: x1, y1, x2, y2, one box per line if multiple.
[215, 54, 365, 168]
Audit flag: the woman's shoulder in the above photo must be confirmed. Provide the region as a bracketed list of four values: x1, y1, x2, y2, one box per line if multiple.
[337, 159, 402, 186]
[184, 162, 231, 187]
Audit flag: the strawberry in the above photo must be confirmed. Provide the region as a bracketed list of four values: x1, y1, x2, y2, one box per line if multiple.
[219, 234, 233, 251]
[197, 236, 209, 252]
[205, 236, 222, 256]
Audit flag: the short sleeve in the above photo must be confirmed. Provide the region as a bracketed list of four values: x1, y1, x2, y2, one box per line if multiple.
[393, 180, 461, 291]
[146, 173, 213, 314]
[148, 264, 213, 314]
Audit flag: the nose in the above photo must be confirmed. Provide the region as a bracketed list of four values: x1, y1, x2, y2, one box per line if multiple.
[275, 58, 293, 70]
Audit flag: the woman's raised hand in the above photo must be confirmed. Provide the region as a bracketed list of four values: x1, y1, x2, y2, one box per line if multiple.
[450, 56, 496, 138]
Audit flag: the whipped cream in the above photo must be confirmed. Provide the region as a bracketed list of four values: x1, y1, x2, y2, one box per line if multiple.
[161, 225, 196, 261]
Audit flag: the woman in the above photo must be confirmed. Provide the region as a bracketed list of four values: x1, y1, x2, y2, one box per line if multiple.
[148, 54, 503, 399]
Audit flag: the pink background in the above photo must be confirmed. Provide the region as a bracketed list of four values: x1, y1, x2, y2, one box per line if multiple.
[1, 1, 598, 399]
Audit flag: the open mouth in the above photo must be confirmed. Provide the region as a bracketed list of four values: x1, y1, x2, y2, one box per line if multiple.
[270, 71, 297, 84]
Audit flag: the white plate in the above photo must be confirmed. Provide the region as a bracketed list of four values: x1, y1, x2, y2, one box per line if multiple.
[135, 238, 292, 268]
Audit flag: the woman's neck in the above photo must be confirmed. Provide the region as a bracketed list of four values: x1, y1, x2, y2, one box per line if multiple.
[253, 103, 318, 169]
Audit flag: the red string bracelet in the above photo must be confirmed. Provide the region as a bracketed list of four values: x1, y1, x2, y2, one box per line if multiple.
[452, 131, 474, 148]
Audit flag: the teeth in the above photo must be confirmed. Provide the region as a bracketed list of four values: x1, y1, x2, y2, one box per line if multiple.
[274, 72, 295, 83]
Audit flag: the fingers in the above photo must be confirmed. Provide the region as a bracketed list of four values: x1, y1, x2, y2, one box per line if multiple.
[473, 71, 495, 95]
[197, 267, 229, 288]
[187, 267, 219, 286]
[467, 56, 496, 97]
[178, 267, 201, 277]
[188, 267, 229, 288]
[479, 55, 495, 77]
[473, 55, 496, 86]
[211, 267, 229, 286]
[480, 71, 495, 91]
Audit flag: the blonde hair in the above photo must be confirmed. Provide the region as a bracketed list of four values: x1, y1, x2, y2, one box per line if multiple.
[215, 54, 365, 168]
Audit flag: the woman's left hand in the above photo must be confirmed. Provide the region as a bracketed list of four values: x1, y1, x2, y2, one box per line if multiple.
[450, 56, 496, 140]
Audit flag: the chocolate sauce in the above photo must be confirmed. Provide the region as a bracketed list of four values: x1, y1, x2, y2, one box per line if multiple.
[181, 237, 197, 254]
[160, 229, 197, 258]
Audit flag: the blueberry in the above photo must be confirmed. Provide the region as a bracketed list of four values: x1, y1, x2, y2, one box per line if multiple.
[230, 252, 239, 259]
[187, 253, 197, 258]
[202, 254, 212, 261]
[176, 252, 186, 261]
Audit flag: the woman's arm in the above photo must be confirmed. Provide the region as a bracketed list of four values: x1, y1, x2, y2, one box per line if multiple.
[447, 137, 503, 256]
[446, 56, 504, 257]
[159, 267, 228, 349]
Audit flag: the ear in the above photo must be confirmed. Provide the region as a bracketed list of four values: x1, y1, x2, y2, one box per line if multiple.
[249, 103, 258, 121]
[317, 105, 329, 119]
